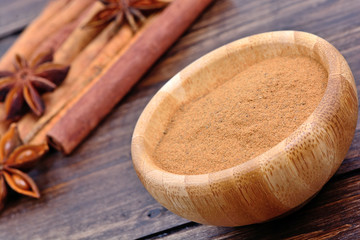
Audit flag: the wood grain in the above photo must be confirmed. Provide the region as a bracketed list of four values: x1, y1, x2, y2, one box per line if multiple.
[0, 95, 187, 239]
[0, 0, 50, 38]
[0, 0, 359, 239]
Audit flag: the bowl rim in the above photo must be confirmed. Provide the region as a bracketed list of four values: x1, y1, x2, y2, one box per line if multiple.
[131, 30, 356, 184]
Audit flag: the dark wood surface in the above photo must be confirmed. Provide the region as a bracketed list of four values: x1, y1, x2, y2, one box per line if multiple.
[0, 0, 50, 38]
[0, 0, 359, 239]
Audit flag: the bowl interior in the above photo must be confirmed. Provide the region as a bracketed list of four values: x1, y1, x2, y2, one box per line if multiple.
[133, 31, 338, 175]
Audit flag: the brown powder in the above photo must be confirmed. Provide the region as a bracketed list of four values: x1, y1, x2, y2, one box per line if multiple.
[153, 56, 328, 175]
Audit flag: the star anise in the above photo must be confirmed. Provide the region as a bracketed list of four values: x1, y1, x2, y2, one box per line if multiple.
[0, 124, 48, 209]
[0, 51, 70, 120]
[85, 0, 172, 31]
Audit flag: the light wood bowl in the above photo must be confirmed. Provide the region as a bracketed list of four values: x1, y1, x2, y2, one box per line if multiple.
[131, 31, 358, 226]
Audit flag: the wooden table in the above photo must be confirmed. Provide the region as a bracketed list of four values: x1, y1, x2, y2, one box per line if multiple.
[0, 0, 359, 239]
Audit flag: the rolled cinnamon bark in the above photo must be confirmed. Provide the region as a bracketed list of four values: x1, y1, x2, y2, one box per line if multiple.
[0, 0, 97, 137]
[54, 1, 106, 64]
[65, 22, 122, 78]
[22, 24, 134, 144]
[47, 0, 214, 154]
[31, 3, 95, 58]
[0, 0, 95, 71]
[1, 0, 72, 61]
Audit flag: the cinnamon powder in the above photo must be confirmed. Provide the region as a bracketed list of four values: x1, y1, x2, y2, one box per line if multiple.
[153, 56, 328, 175]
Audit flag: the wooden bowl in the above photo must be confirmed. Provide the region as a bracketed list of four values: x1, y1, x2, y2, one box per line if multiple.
[131, 31, 358, 226]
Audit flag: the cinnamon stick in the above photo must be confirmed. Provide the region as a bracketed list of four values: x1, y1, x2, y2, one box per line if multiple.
[22, 16, 157, 144]
[31, 3, 95, 58]
[0, 0, 70, 69]
[54, 2, 106, 64]
[47, 0, 214, 154]
[21, 24, 134, 144]
[0, 1, 97, 136]
[0, 0, 95, 71]
[62, 21, 127, 79]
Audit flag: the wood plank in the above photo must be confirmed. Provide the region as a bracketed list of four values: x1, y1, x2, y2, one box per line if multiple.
[0, 95, 188, 240]
[151, 173, 360, 240]
[0, 34, 17, 57]
[340, 131, 360, 175]
[0, 0, 359, 239]
[139, 0, 360, 88]
[0, 0, 50, 38]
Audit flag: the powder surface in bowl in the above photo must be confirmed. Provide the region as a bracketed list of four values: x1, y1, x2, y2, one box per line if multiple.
[153, 56, 328, 175]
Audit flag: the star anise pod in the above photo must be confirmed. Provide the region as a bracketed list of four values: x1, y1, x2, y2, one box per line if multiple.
[0, 124, 48, 209]
[85, 0, 172, 31]
[0, 51, 70, 120]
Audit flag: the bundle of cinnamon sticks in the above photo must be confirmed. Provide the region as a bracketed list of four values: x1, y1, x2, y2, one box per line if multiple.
[0, 0, 214, 154]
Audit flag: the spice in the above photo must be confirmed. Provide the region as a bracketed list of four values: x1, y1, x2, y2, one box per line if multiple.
[0, 51, 69, 120]
[153, 56, 328, 175]
[0, 0, 212, 153]
[0, 124, 48, 210]
[46, 0, 214, 154]
[21, 23, 134, 145]
[0, 0, 94, 71]
[85, 0, 171, 31]
[54, 2, 107, 65]
[32, 5, 93, 60]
